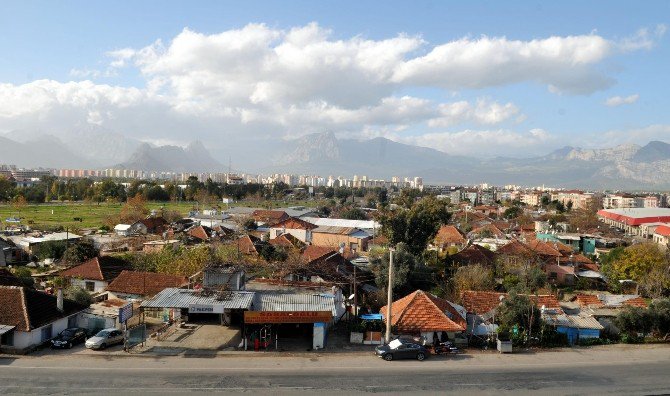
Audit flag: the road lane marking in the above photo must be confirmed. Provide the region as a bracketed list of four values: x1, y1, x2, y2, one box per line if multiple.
[1, 358, 668, 372]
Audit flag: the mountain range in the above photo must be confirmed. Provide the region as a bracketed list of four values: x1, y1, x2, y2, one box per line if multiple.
[2, 129, 670, 189]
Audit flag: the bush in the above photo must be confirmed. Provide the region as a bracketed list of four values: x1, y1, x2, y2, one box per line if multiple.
[577, 337, 611, 346]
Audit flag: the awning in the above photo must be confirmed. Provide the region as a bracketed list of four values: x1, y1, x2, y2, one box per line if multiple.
[0, 324, 15, 335]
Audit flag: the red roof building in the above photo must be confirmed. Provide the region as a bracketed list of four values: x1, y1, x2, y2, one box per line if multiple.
[432, 225, 466, 251]
[60, 256, 132, 283]
[106, 270, 189, 298]
[380, 290, 465, 334]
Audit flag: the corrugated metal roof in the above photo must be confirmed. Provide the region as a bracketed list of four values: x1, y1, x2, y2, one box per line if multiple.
[0, 324, 15, 335]
[140, 288, 254, 310]
[302, 217, 380, 231]
[312, 226, 359, 235]
[544, 314, 604, 330]
[253, 292, 336, 315]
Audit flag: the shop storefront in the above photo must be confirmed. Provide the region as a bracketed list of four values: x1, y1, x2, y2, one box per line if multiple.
[243, 293, 336, 351]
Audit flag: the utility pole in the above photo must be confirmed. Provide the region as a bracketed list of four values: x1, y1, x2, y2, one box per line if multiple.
[385, 248, 394, 344]
[353, 264, 357, 318]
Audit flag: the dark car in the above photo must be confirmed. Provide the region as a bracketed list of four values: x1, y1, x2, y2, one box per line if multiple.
[375, 340, 429, 361]
[51, 327, 87, 349]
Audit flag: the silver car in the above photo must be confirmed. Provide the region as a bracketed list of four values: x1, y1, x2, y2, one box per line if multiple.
[85, 328, 124, 350]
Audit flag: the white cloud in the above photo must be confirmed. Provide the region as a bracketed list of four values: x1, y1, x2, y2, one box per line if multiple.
[399, 128, 556, 157]
[0, 23, 663, 157]
[596, 124, 670, 146]
[605, 94, 639, 107]
[428, 99, 520, 128]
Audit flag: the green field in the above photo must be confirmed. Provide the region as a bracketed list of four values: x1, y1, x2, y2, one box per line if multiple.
[0, 199, 324, 231]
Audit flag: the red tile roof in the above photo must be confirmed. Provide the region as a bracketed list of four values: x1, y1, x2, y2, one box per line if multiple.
[0, 286, 87, 332]
[460, 291, 507, 315]
[433, 225, 466, 246]
[450, 244, 497, 266]
[106, 270, 189, 297]
[60, 256, 132, 282]
[380, 290, 465, 333]
[496, 240, 534, 256]
[270, 217, 317, 230]
[526, 240, 562, 257]
[138, 217, 168, 234]
[187, 225, 210, 241]
[301, 245, 337, 263]
[623, 296, 648, 308]
[269, 234, 305, 249]
[236, 235, 261, 255]
[0, 268, 23, 287]
[574, 294, 604, 307]
[470, 223, 505, 238]
[655, 224, 670, 237]
[461, 290, 563, 315]
[251, 210, 289, 225]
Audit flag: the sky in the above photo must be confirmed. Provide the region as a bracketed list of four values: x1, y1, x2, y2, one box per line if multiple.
[0, 0, 669, 159]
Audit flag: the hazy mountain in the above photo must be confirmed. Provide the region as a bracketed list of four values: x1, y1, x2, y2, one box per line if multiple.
[117, 141, 224, 172]
[272, 131, 475, 178]
[272, 132, 670, 189]
[0, 135, 95, 168]
[2, 126, 670, 189]
[631, 141, 670, 163]
[4, 125, 141, 166]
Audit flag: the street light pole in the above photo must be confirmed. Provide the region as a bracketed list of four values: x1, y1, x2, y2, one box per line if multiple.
[385, 248, 394, 344]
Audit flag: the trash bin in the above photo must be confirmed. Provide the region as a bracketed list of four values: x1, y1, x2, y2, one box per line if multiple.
[497, 339, 513, 353]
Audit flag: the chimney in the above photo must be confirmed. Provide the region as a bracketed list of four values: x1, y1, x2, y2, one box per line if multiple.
[57, 288, 64, 313]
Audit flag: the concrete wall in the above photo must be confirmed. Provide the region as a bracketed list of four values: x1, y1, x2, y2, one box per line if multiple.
[70, 278, 108, 293]
[3, 314, 77, 354]
[270, 228, 311, 243]
[311, 233, 369, 251]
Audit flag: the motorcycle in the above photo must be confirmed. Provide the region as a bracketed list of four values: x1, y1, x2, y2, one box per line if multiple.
[433, 341, 462, 355]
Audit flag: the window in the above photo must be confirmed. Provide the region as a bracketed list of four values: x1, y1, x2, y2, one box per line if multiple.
[41, 324, 53, 342]
[1, 330, 14, 346]
[85, 281, 95, 292]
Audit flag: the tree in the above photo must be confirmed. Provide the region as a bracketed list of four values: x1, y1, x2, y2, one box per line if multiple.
[0, 176, 15, 202]
[65, 286, 92, 307]
[523, 266, 547, 293]
[335, 207, 367, 220]
[369, 243, 416, 294]
[607, 243, 670, 297]
[380, 195, 450, 255]
[452, 264, 495, 295]
[496, 291, 542, 344]
[119, 193, 149, 224]
[34, 240, 68, 260]
[503, 206, 522, 220]
[61, 239, 99, 265]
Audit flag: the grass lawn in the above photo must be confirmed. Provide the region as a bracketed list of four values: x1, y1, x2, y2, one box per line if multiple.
[0, 199, 324, 231]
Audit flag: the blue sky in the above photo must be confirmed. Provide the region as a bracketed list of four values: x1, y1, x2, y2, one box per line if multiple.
[0, 0, 668, 158]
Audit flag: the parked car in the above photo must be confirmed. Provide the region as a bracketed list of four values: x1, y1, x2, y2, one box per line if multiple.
[85, 328, 124, 350]
[51, 327, 87, 349]
[393, 334, 427, 346]
[375, 339, 429, 361]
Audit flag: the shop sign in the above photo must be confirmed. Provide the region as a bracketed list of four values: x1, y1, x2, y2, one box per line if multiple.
[189, 304, 224, 314]
[118, 303, 133, 323]
[244, 311, 333, 324]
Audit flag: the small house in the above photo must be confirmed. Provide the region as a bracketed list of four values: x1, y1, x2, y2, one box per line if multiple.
[0, 286, 87, 354]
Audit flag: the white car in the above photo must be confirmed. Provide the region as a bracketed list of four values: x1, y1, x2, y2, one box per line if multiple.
[85, 328, 124, 350]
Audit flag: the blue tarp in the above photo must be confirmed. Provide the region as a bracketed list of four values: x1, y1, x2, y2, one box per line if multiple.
[360, 314, 383, 321]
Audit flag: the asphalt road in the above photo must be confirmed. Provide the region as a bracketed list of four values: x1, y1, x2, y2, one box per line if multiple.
[1, 344, 670, 395]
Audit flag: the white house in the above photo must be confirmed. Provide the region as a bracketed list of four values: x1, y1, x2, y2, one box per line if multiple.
[269, 217, 317, 243]
[0, 286, 87, 354]
[60, 256, 133, 293]
[114, 222, 147, 237]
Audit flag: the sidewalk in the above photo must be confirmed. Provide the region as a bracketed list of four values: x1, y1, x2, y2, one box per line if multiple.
[4, 341, 669, 361]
